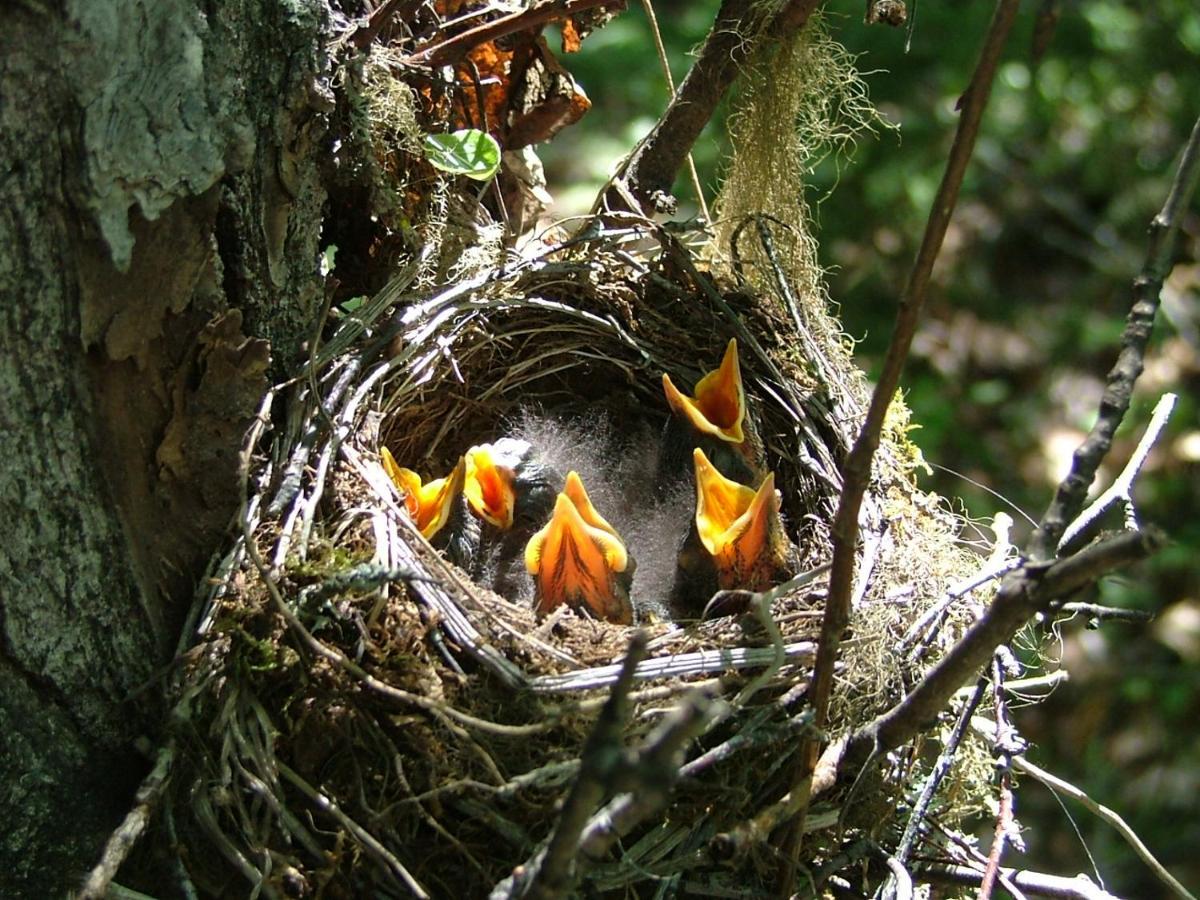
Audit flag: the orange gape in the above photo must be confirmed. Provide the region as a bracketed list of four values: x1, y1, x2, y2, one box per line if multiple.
[661, 338, 746, 443]
[692, 448, 788, 592]
[463, 444, 517, 529]
[380, 448, 465, 540]
[525, 472, 633, 625]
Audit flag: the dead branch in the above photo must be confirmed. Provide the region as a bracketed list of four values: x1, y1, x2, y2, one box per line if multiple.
[880, 675, 988, 900]
[1029, 115, 1200, 561]
[917, 864, 1120, 900]
[601, 0, 823, 214]
[404, 0, 627, 67]
[504, 632, 648, 899]
[846, 527, 1164, 769]
[778, 0, 1022, 886]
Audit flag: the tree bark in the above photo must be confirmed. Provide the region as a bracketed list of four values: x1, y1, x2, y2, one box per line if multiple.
[0, 1, 330, 893]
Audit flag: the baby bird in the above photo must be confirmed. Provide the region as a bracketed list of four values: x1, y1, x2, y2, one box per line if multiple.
[525, 471, 634, 625]
[670, 447, 797, 616]
[659, 338, 766, 489]
[380, 448, 478, 569]
[462, 437, 562, 598]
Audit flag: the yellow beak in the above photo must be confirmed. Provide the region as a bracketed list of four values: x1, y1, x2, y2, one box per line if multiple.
[693, 447, 785, 591]
[525, 471, 632, 625]
[381, 448, 465, 540]
[463, 443, 518, 529]
[662, 338, 745, 444]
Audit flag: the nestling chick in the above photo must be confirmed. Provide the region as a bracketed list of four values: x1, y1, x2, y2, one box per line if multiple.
[670, 447, 798, 616]
[525, 471, 634, 625]
[380, 448, 478, 569]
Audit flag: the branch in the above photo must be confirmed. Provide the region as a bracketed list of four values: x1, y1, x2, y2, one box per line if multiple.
[845, 527, 1164, 769]
[880, 676, 989, 900]
[1008, 751, 1198, 900]
[1059, 392, 1178, 551]
[779, 0, 1021, 886]
[1029, 115, 1200, 561]
[601, 0, 823, 213]
[517, 632, 649, 899]
[917, 865, 1121, 900]
[404, 0, 627, 67]
[77, 743, 175, 900]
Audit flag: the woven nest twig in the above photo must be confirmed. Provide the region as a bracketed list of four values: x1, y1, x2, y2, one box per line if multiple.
[165, 216, 996, 898]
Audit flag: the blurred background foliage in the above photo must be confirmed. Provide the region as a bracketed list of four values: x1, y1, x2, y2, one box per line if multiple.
[541, 0, 1199, 894]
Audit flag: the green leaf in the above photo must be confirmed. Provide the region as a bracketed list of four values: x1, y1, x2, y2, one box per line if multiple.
[423, 129, 502, 181]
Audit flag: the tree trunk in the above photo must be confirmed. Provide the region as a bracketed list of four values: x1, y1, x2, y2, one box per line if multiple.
[0, 1, 329, 892]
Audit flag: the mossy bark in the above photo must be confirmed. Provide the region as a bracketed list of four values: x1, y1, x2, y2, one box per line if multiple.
[0, 0, 330, 893]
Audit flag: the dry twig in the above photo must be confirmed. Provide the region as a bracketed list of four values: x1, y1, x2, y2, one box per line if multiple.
[778, 0, 1022, 887]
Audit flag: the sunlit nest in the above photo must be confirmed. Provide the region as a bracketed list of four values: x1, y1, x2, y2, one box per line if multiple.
[164, 212, 1003, 897]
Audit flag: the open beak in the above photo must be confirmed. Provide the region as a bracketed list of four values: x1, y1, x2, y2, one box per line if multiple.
[463, 443, 517, 529]
[525, 471, 632, 625]
[662, 338, 745, 444]
[693, 447, 784, 591]
[381, 448, 465, 540]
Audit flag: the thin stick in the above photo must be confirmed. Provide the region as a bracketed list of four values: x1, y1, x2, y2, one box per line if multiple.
[640, 0, 710, 222]
[1030, 116, 1200, 561]
[77, 744, 175, 900]
[521, 633, 649, 898]
[917, 864, 1119, 900]
[881, 676, 989, 900]
[1010, 754, 1197, 900]
[1059, 392, 1177, 550]
[602, 0, 823, 213]
[778, 0, 1021, 888]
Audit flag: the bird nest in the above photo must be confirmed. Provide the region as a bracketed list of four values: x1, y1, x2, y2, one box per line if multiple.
[166, 216, 996, 898]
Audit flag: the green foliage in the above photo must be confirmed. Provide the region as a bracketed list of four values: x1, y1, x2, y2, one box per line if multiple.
[423, 128, 502, 181]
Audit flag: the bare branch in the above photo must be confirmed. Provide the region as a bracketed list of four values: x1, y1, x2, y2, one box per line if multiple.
[602, 0, 823, 213]
[516, 632, 649, 899]
[779, 0, 1022, 886]
[1006, 751, 1198, 900]
[845, 527, 1164, 769]
[1030, 116, 1200, 561]
[918, 864, 1121, 900]
[1059, 392, 1178, 551]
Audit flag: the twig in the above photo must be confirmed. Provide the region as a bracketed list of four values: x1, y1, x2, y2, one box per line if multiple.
[575, 690, 726, 860]
[1030, 115, 1200, 562]
[917, 864, 1120, 900]
[527, 640, 817, 693]
[880, 676, 989, 900]
[1003, 750, 1198, 900]
[521, 632, 649, 898]
[404, 0, 627, 67]
[601, 0, 823, 213]
[843, 528, 1164, 771]
[277, 761, 431, 899]
[639, 0, 709, 222]
[778, 0, 1021, 888]
[77, 743, 175, 900]
[979, 653, 1023, 899]
[1059, 392, 1178, 551]
[1049, 601, 1153, 625]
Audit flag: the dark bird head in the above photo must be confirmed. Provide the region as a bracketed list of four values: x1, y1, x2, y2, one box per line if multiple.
[659, 338, 765, 487]
[524, 471, 634, 625]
